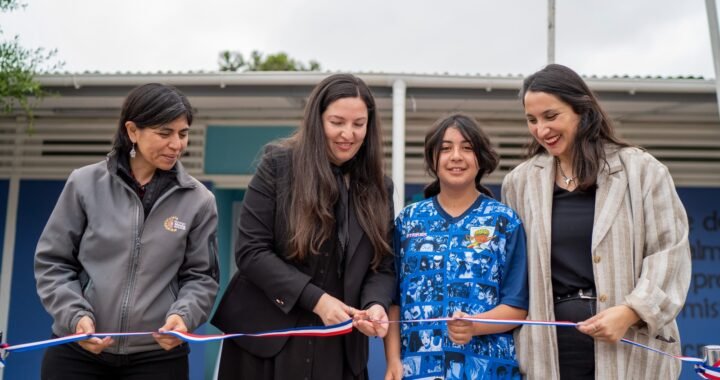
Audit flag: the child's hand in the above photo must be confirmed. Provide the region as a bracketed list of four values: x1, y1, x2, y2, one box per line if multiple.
[384, 357, 403, 380]
[447, 311, 474, 344]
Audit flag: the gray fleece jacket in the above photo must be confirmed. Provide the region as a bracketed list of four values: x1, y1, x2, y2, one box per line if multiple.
[34, 155, 219, 354]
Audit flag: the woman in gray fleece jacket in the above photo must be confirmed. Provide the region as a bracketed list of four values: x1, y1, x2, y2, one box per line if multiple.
[34, 83, 219, 380]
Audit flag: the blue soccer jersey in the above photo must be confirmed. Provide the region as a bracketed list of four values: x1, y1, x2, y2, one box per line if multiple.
[394, 195, 528, 380]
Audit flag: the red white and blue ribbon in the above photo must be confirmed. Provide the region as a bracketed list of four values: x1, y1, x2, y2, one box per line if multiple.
[696, 360, 720, 380]
[392, 316, 714, 376]
[1, 317, 717, 378]
[0, 319, 352, 368]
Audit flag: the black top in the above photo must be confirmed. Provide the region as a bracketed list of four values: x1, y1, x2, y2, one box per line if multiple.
[292, 196, 346, 380]
[115, 151, 178, 219]
[550, 184, 597, 296]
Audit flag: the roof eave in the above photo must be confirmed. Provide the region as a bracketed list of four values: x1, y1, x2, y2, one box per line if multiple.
[35, 72, 716, 94]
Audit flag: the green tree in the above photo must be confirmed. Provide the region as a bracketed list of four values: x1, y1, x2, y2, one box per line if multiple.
[218, 49, 321, 72]
[218, 50, 244, 72]
[1, 0, 60, 129]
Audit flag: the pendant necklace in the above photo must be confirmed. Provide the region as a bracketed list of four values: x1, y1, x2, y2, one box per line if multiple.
[556, 158, 576, 188]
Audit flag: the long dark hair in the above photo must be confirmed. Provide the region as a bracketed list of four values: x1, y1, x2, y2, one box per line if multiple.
[423, 113, 499, 198]
[112, 83, 193, 154]
[284, 74, 390, 269]
[521, 64, 631, 190]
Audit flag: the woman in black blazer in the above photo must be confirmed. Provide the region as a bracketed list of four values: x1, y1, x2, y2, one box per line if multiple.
[212, 73, 396, 379]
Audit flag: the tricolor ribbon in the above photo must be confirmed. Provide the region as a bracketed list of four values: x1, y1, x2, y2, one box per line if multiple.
[0, 317, 717, 378]
[0, 320, 352, 368]
[696, 360, 720, 380]
[390, 316, 713, 375]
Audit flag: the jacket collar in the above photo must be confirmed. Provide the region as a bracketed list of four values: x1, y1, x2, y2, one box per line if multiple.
[106, 150, 196, 189]
[591, 146, 627, 251]
[530, 145, 627, 252]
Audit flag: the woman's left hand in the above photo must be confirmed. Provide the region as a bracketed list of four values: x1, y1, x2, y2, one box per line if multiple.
[577, 305, 640, 342]
[447, 311, 475, 345]
[153, 314, 187, 350]
[353, 304, 389, 338]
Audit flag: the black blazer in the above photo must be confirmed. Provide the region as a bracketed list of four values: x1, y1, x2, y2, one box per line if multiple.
[211, 144, 395, 376]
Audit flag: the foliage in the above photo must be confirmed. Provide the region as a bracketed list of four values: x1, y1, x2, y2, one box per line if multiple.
[1, 0, 61, 129]
[0, 0, 23, 11]
[218, 50, 321, 72]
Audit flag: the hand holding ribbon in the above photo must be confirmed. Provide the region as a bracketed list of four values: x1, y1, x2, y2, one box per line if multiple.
[313, 293, 354, 326]
[153, 314, 187, 351]
[447, 311, 475, 344]
[577, 305, 640, 342]
[75, 315, 113, 354]
[353, 304, 389, 338]
[0, 319, 354, 369]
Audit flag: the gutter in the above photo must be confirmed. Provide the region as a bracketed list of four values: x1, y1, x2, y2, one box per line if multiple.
[36, 72, 717, 94]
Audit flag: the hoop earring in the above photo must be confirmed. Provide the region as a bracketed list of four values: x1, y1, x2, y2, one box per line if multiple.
[130, 143, 136, 158]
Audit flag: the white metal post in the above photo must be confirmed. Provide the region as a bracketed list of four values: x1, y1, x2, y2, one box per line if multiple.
[392, 79, 406, 216]
[706, 0, 720, 121]
[548, 0, 556, 64]
[0, 176, 19, 380]
[0, 121, 25, 380]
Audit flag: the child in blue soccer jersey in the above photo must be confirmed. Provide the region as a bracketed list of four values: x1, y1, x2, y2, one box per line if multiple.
[384, 113, 528, 380]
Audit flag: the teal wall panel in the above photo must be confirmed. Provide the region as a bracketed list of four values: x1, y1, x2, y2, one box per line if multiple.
[203, 188, 245, 379]
[204, 126, 295, 175]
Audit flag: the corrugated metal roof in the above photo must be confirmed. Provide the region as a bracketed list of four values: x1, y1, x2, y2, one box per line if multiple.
[37, 70, 708, 81]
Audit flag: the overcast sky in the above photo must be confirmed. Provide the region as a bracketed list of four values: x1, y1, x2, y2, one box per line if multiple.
[1, 0, 718, 78]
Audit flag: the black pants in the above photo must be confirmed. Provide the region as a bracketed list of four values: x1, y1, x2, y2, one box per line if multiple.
[554, 298, 596, 380]
[40, 342, 189, 380]
[217, 338, 365, 380]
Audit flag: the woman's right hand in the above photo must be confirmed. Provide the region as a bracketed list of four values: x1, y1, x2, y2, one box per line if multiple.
[75, 316, 114, 354]
[384, 358, 403, 380]
[312, 293, 354, 326]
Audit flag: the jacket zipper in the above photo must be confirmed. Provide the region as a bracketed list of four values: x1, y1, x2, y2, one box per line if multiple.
[116, 184, 182, 353]
[117, 200, 143, 354]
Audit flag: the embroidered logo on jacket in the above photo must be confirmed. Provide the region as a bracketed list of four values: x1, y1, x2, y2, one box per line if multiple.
[163, 216, 187, 232]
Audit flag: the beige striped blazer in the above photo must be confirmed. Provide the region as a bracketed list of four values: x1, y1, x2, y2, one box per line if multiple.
[501, 146, 691, 379]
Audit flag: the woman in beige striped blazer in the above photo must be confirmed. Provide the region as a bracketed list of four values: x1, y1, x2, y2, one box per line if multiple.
[502, 64, 691, 379]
